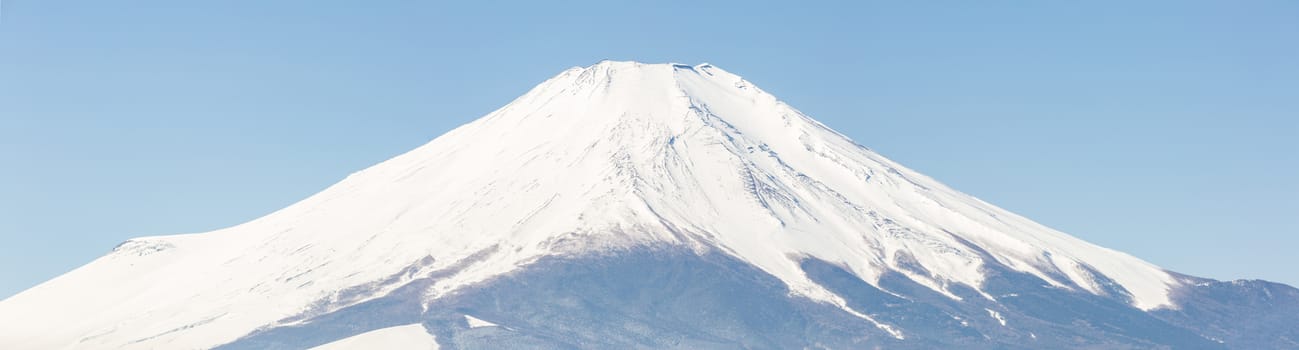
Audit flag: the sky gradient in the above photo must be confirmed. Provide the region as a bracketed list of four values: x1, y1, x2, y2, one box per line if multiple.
[2, 1, 1296, 299]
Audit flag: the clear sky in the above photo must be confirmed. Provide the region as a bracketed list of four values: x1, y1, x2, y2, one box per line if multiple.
[1, 1, 1296, 299]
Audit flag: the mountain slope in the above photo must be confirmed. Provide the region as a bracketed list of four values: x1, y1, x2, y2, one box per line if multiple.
[1, 61, 1293, 349]
[309, 324, 437, 350]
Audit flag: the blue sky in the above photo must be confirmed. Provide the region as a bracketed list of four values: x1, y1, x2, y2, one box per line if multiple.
[1, 1, 1295, 299]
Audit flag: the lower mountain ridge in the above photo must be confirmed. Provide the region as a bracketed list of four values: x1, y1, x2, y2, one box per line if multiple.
[223, 247, 1299, 349]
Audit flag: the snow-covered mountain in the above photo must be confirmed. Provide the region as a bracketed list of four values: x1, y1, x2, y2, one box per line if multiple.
[2, 61, 1295, 349]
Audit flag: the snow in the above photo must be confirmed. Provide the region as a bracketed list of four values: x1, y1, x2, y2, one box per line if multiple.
[464, 315, 497, 328]
[0, 61, 1179, 349]
[308, 324, 437, 350]
[985, 308, 1007, 326]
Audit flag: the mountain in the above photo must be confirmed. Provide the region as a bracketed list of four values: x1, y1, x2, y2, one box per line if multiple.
[1, 61, 1295, 349]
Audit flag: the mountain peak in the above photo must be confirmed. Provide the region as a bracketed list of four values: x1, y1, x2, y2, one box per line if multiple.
[552, 60, 740, 91]
[582, 59, 710, 70]
[282, 60, 1180, 313]
[491, 60, 766, 134]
